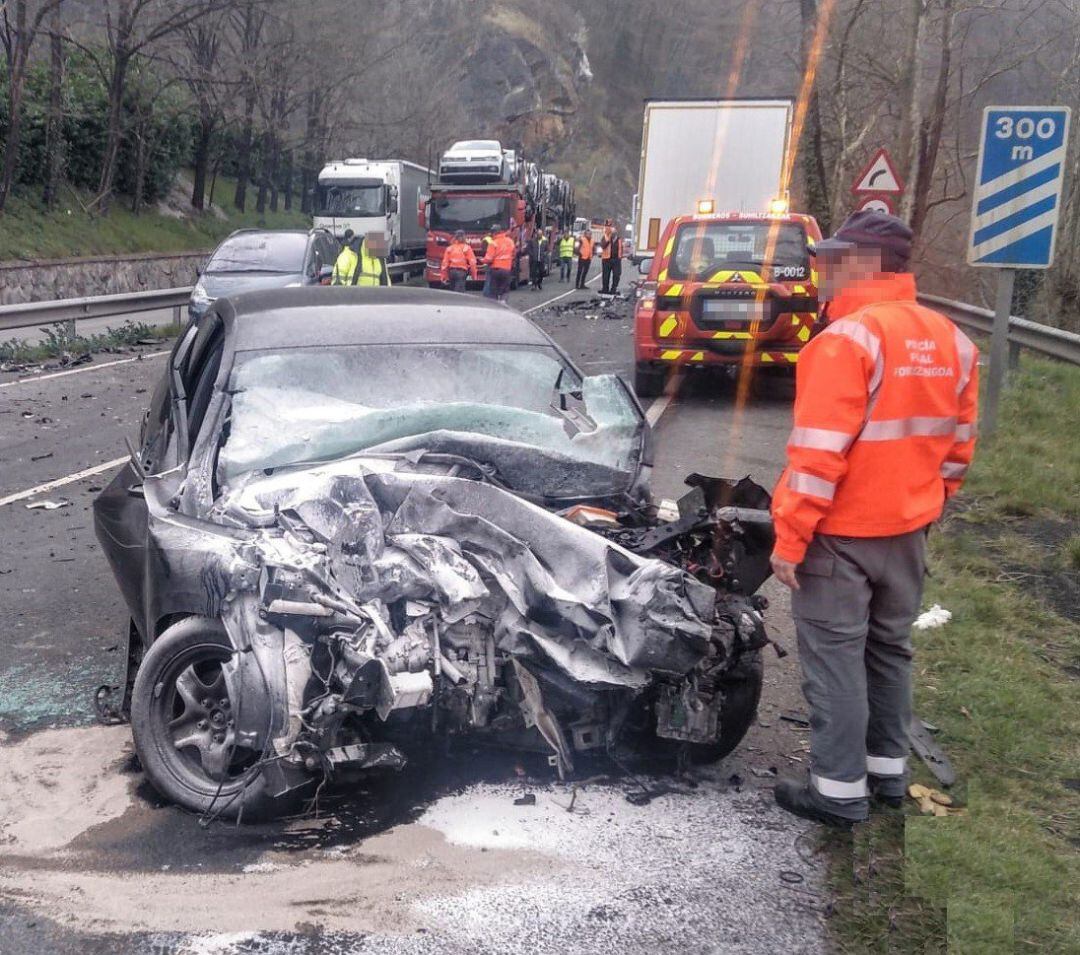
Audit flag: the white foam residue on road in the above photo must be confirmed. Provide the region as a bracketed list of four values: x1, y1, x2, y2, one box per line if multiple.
[415, 781, 826, 954]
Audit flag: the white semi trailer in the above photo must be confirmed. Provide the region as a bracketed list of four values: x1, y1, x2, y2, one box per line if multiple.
[632, 99, 794, 260]
[314, 159, 432, 260]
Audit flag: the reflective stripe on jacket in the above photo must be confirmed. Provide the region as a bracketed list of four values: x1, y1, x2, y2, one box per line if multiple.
[559, 236, 574, 258]
[770, 273, 978, 563]
[440, 241, 478, 280]
[483, 234, 516, 271]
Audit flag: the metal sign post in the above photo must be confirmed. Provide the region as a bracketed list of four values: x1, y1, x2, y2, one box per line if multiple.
[967, 105, 1071, 435]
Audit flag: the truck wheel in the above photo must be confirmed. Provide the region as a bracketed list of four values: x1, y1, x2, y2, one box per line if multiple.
[130, 617, 304, 821]
[634, 365, 665, 398]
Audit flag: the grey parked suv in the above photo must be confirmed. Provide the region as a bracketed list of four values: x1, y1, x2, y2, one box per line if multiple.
[189, 228, 340, 321]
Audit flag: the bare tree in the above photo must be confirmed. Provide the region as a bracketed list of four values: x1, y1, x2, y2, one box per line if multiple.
[0, 0, 65, 212]
[41, 0, 64, 207]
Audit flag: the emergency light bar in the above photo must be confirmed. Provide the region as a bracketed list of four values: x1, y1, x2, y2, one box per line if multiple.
[769, 197, 790, 214]
[697, 198, 715, 214]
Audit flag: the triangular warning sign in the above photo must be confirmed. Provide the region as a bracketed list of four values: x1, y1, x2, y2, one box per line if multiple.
[852, 148, 904, 195]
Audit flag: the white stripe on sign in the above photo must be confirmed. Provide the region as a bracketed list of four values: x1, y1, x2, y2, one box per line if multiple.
[974, 146, 1065, 204]
[971, 207, 1059, 259]
[972, 177, 1061, 232]
[0, 456, 128, 507]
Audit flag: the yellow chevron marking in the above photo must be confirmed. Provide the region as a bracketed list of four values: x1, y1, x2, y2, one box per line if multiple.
[658, 268, 668, 281]
[761, 354, 775, 363]
[810, 269, 819, 286]
[785, 352, 799, 363]
[690, 351, 704, 361]
[667, 283, 683, 297]
[660, 349, 682, 360]
[791, 314, 801, 325]
[658, 316, 678, 337]
[712, 331, 752, 340]
[797, 325, 811, 342]
[663, 235, 676, 256]
[794, 285, 806, 294]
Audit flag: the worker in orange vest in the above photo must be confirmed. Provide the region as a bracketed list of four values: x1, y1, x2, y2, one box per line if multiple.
[769, 210, 978, 829]
[574, 230, 593, 289]
[440, 229, 478, 292]
[483, 224, 516, 302]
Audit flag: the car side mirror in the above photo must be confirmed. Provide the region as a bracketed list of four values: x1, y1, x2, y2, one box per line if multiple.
[637, 257, 654, 276]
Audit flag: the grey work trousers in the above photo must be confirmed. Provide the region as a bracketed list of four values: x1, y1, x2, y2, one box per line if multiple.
[792, 528, 927, 819]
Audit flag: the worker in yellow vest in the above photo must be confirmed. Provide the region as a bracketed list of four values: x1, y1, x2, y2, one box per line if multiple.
[332, 235, 386, 287]
[558, 231, 574, 283]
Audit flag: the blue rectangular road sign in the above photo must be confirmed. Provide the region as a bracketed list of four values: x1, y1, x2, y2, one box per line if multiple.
[968, 106, 1071, 268]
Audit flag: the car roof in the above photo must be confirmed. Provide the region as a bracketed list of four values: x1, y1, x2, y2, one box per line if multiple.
[220, 287, 553, 351]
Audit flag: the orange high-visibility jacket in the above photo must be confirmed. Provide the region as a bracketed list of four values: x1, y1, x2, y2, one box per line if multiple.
[771, 273, 978, 563]
[578, 234, 593, 260]
[484, 234, 516, 271]
[601, 228, 614, 259]
[440, 241, 478, 280]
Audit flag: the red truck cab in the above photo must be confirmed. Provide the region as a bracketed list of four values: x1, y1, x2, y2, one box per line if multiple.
[421, 185, 530, 288]
[632, 211, 823, 397]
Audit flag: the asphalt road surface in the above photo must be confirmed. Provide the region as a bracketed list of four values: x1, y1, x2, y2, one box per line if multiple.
[0, 277, 828, 954]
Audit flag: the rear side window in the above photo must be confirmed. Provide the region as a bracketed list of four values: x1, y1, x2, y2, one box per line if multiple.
[668, 221, 809, 281]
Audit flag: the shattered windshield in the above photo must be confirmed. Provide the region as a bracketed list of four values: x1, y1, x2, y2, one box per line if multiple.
[218, 344, 643, 499]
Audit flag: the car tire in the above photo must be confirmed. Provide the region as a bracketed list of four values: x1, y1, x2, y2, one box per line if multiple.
[634, 365, 665, 399]
[686, 649, 765, 764]
[130, 616, 302, 821]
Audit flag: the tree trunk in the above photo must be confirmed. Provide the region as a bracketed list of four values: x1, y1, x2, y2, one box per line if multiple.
[130, 123, 148, 213]
[256, 132, 271, 214]
[897, 0, 927, 222]
[0, 81, 26, 212]
[799, 0, 831, 232]
[282, 149, 293, 211]
[96, 52, 130, 214]
[233, 91, 256, 212]
[908, 0, 954, 239]
[43, 1, 65, 208]
[191, 114, 213, 210]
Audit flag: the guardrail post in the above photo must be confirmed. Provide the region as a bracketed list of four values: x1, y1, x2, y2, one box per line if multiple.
[173, 304, 182, 327]
[63, 318, 76, 340]
[1008, 339, 1021, 371]
[983, 268, 1015, 437]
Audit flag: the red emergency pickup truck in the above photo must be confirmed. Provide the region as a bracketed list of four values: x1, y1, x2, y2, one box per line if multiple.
[632, 211, 823, 397]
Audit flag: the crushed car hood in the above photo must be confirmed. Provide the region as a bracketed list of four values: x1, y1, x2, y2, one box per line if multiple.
[211, 459, 719, 687]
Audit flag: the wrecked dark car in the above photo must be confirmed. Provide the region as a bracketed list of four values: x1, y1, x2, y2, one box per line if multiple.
[94, 287, 776, 819]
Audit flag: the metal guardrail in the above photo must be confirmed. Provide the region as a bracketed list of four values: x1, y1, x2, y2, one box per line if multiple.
[918, 292, 1080, 366]
[0, 259, 426, 335]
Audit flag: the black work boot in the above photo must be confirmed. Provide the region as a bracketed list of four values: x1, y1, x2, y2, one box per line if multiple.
[774, 779, 866, 830]
[868, 774, 904, 809]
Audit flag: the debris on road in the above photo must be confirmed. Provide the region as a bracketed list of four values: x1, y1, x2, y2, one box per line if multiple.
[779, 711, 811, 727]
[913, 604, 952, 630]
[26, 499, 72, 510]
[908, 783, 962, 816]
[513, 792, 537, 806]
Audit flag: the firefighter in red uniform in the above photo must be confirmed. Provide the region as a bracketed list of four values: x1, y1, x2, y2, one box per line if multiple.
[770, 210, 979, 828]
[440, 229, 478, 292]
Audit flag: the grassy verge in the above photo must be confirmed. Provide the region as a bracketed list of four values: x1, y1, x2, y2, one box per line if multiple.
[0, 320, 176, 366]
[826, 357, 1080, 953]
[0, 175, 309, 261]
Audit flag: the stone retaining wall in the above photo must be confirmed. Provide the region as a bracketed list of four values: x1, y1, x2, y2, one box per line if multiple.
[0, 250, 209, 305]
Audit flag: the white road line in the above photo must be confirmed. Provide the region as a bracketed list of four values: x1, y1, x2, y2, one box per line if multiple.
[521, 273, 600, 315]
[0, 350, 170, 389]
[645, 392, 675, 427]
[0, 456, 127, 507]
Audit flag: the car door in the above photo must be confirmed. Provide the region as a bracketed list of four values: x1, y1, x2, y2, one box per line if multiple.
[93, 324, 199, 637]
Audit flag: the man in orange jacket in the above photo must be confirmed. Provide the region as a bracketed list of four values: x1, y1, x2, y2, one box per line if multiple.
[574, 231, 593, 289]
[483, 224, 516, 302]
[769, 210, 978, 828]
[440, 229, 478, 292]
